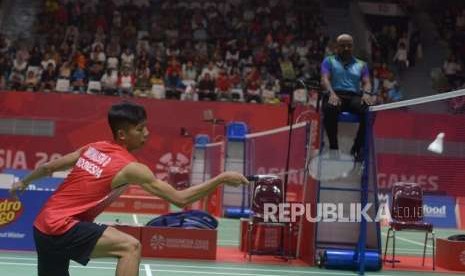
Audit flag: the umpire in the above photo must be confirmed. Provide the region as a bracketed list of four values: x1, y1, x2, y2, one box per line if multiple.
[320, 34, 374, 161]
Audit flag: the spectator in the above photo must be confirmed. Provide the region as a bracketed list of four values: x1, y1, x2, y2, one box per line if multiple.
[106, 37, 122, 58]
[261, 82, 280, 104]
[197, 73, 216, 101]
[118, 67, 135, 97]
[165, 70, 184, 100]
[28, 45, 43, 72]
[121, 47, 135, 69]
[88, 61, 105, 81]
[71, 66, 87, 93]
[41, 53, 56, 71]
[9, 69, 25, 91]
[225, 45, 239, 67]
[393, 42, 409, 71]
[279, 55, 296, 81]
[24, 70, 40, 92]
[149, 71, 166, 99]
[134, 62, 151, 97]
[0, 54, 9, 89]
[90, 44, 106, 64]
[74, 50, 87, 69]
[58, 61, 72, 79]
[182, 60, 198, 86]
[245, 80, 262, 103]
[199, 61, 219, 80]
[12, 56, 28, 75]
[443, 54, 462, 88]
[101, 68, 119, 96]
[216, 69, 232, 101]
[40, 63, 57, 91]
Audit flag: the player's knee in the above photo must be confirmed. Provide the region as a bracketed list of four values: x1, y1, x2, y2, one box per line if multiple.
[123, 236, 141, 256]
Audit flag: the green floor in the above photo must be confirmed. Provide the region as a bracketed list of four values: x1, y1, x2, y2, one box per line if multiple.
[0, 212, 464, 276]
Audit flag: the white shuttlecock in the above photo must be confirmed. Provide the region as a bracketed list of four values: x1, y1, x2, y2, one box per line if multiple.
[427, 132, 445, 154]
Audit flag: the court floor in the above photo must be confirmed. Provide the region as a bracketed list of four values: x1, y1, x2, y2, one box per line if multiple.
[0, 212, 464, 276]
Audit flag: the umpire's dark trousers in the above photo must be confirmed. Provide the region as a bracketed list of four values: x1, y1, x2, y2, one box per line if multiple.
[323, 90, 368, 152]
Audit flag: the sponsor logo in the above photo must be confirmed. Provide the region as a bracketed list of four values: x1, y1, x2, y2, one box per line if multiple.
[150, 234, 166, 250]
[423, 204, 447, 218]
[149, 234, 210, 251]
[154, 152, 190, 181]
[460, 250, 465, 266]
[0, 199, 23, 227]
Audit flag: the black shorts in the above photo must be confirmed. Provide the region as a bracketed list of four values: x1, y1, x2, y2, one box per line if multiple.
[33, 222, 108, 276]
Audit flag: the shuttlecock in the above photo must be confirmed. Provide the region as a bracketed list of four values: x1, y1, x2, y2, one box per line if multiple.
[428, 132, 445, 154]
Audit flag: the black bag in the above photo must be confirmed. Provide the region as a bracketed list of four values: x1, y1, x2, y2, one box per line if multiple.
[448, 234, 465, 241]
[145, 210, 218, 229]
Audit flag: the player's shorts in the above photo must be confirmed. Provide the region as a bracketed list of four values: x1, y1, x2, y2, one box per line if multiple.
[33, 221, 107, 276]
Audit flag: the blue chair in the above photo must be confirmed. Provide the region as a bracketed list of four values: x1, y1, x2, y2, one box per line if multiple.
[194, 134, 210, 148]
[226, 122, 248, 141]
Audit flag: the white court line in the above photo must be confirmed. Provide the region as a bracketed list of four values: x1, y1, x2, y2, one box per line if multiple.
[381, 231, 432, 248]
[144, 264, 153, 276]
[132, 214, 140, 226]
[0, 261, 422, 276]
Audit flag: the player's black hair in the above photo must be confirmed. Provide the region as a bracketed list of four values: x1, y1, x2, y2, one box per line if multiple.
[108, 101, 147, 138]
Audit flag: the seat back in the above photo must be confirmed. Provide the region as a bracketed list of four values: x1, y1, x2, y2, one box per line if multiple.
[250, 175, 284, 220]
[87, 81, 102, 94]
[231, 88, 244, 102]
[391, 182, 423, 222]
[55, 79, 70, 92]
[151, 84, 166, 99]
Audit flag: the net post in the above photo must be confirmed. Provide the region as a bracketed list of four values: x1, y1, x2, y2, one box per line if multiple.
[356, 111, 375, 275]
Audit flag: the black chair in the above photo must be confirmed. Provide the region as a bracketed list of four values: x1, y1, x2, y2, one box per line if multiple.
[245, 175, 293, 261]
[383, 182, 435, 269]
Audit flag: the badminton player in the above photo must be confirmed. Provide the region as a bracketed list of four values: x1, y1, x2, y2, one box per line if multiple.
[9, 101, 248, 276]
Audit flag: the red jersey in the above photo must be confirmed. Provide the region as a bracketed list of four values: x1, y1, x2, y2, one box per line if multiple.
[34, 141, 137, 235]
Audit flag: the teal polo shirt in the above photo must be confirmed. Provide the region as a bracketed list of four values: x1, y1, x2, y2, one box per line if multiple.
[321, 55, 369, 94]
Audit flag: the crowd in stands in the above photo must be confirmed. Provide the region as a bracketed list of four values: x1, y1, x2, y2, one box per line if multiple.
[433, 1, 465, 92]
[366, 2, 419, 103]
[0, 0, 328, 105]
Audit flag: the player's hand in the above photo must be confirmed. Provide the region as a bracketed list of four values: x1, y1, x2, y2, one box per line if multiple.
[9, 181, 26, 199]
[361, 93, 374, 106]
[218, 172, 249, 187]
[328, 92, 341, 106]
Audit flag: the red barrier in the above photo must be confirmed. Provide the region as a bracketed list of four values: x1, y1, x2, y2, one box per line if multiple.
[0, 92, 289, 174]
[113, 225, 142, 241]
[437, 238, 465, 271]
[141, 226, 217, 259]
[106, 195, 170, 214]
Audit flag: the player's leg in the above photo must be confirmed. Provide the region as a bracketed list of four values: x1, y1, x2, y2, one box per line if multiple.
[33, 227, 71, 276]
[91, 226, 141, 276]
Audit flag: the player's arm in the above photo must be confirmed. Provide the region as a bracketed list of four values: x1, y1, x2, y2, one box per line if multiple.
[119, 162, 248, 208]
[9, 149, 83, 198]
